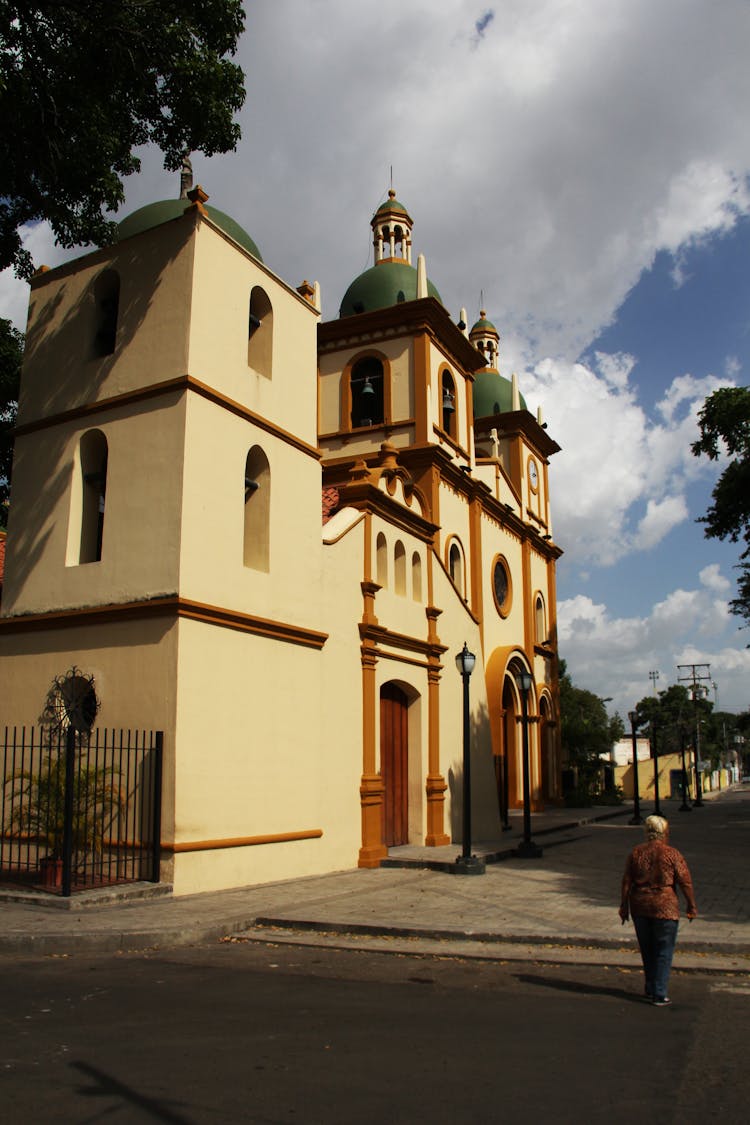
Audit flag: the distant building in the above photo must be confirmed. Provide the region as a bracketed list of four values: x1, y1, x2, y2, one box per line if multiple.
[0, 185, 562, 894]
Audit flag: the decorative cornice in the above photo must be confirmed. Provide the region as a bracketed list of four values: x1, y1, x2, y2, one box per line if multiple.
[0, 595, 328, 649]
[318, 297, 485, 373]
[475, 410, 561, 458]
[359, 620, 448, 661]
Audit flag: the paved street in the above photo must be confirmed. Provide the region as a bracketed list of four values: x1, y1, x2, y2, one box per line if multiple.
[2, 940, 749, 1124]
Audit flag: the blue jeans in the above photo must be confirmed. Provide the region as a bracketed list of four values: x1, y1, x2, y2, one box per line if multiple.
[633, 916, 679, 1000]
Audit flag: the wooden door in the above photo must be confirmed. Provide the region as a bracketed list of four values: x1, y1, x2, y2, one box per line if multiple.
[381, 684, 409, 847]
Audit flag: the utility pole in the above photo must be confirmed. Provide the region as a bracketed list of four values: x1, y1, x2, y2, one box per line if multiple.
[678, 663, 711, 808]
[648, 670, 660, 694]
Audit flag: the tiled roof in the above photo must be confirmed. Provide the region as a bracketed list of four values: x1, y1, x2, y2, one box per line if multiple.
[322, 487, 340, 525]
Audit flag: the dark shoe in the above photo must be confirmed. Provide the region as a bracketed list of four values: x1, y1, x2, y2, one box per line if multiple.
[652, 997, 672, 1007]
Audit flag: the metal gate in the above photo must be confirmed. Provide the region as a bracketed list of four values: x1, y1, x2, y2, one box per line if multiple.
[1, 726, 163, 896]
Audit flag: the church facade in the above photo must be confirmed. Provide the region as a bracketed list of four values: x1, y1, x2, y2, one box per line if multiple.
[0, 185, 562, 895]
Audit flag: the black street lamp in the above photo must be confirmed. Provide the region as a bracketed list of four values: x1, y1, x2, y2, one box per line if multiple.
[627, 711, 643, 824]
[650, 721, 662, 816]
[679, 731, 692, 812]
[514, 670, 542, 859]
[454, 643, 486, 875]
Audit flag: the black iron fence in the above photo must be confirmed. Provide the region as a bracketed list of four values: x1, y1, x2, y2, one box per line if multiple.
[1, 726, 163, 896]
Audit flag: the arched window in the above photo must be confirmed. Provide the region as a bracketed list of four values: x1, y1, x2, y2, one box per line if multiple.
[376, 532, 388, 587]
[350, 356, 384, 429]
[93, 270, 120, 357]
[243, 446, 271, 571]
[535, 594, 547, 644]
[78, 430, 108, 563]
[441, 370, 456, 438]
[394, 541, 406, 595]
[448, 539, 464, 596]
[248, 286, 273, 378]
[411, 552, 422, 602]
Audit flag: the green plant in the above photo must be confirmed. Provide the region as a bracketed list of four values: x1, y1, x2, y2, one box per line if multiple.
[8, 749, 122, 861]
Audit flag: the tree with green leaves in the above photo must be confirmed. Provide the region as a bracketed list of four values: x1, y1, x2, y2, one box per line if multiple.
[692, 385, 750, 627]
[633, 684, 705, 759]
[559, 660, 625, 800]
[0, 317, 23, 527]
[0, 1, 246, 278]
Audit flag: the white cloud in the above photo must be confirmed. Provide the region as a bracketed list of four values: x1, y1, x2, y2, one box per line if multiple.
[559, 576, 750, 716]
[700, 564, 731, 595]
[634, 495, 689, 551]
[523, 356, 729, 567]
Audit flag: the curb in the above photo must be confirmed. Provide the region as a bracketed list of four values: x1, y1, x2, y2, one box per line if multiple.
[235, 924, 750, 976]
[252, 916, 750, 958]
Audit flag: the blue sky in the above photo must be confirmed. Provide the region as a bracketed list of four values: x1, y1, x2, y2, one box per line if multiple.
[574, 222, 750, 618]
[2, 0, 749, 716]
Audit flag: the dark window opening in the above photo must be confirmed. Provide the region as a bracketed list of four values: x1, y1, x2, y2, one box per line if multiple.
[79, 430, 108, 563]
[93, 271, 120, 357]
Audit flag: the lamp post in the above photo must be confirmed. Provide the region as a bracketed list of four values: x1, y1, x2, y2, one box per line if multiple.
[678, 731, 692, 811]
[454, 643, 486, 875]
[514, 670, 542, 858]
[627, 711, 643, 824]
[650, 721, 662, 816]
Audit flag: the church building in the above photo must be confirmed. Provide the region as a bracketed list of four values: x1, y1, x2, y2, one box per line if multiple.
[0, 183, 562, 895]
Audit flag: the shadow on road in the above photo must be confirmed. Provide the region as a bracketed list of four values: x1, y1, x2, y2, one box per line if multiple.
[71, 1060, 196, 1124]
[515, 972, 645, 1004]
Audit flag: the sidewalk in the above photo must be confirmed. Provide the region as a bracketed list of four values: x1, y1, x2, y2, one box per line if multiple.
[1, 787, 748, 973]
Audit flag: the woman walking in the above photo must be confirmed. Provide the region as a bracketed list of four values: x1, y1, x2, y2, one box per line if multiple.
[619, 814, 698, 1006]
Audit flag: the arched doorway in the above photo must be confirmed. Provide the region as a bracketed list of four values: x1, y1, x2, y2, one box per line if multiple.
[381, 683, 409, 846]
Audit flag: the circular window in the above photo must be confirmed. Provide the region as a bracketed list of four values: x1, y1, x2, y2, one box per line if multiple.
[492, 556, 512, 617]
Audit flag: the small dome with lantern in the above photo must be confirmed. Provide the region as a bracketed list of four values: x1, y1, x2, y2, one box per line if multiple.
[469, 310, 526, 416]
[339, 189, 442, 317]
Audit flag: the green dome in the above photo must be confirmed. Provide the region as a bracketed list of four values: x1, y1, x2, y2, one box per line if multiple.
[471, 314, 498, 334]
[375, 196, 410, 217]
[473, 369, 526, 418]
[117, 199, 263, 262]
[339, 261, 441, 317]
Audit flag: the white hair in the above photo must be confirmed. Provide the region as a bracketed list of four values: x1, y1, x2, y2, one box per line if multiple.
[645, 815, 668, 840]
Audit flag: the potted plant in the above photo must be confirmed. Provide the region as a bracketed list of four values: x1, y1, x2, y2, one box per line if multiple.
[8, 739, 123, 890]
[5, 667, 123, 890]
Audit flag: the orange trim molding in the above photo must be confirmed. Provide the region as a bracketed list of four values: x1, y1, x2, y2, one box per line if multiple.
[14, 375, 321, 462]
[166, 829, 323, 853]
[0, 595, 329, 649]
